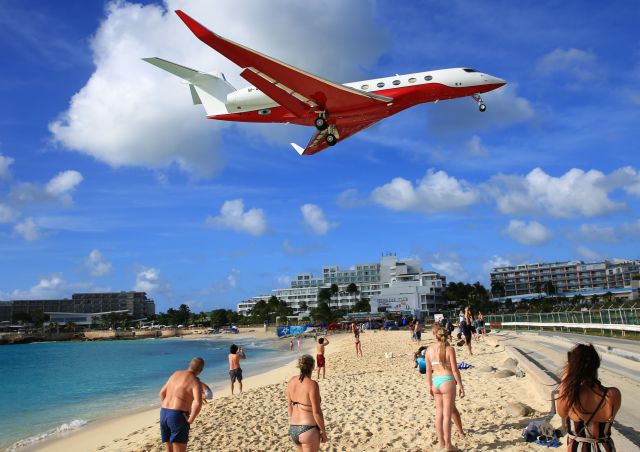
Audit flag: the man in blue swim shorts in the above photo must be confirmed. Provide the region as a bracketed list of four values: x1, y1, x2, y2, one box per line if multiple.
[159, 357, 205, 451]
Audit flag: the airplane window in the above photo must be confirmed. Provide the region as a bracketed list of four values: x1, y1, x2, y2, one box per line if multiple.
[424, 75, 432, 81]
[377, 82, 385, 88]
[463, 68, 478, 73]
[361, 84, 369, 90]
[392, 80, 400, 86]
[408, 77, 416, 83]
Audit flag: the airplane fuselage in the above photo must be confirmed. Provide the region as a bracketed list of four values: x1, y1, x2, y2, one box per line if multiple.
[214, 67, 505, 126]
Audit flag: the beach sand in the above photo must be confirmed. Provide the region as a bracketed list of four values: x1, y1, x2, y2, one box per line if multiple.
[40, 329, 557, 451]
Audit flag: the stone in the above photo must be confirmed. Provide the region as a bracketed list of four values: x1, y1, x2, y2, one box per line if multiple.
[506, 401, 534, 417]
[502, 358, 518, 371]
[494, 369, 515, 378]
[515, 367, 526, 378]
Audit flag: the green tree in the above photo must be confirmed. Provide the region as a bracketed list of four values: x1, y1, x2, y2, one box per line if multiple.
[64, 321, 77, 332]
[330, 284, 339, 297]
[310, 301, 334, 323]
[490, 281, 506, 298]
[543, 280, 556, 296]
[209, 309, 229, 326]
[178, 304, 191, 325]
[354, 297, 371, 312]
[317, 288, 332, 304]
[13, 312, 32, 323]
[299, 301, 308, 312]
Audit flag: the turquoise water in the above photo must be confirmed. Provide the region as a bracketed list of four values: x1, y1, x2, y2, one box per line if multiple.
[0, 335, 295, 449]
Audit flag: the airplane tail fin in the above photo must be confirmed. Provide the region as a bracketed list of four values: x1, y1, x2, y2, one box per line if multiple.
[143, 57, 235, 117]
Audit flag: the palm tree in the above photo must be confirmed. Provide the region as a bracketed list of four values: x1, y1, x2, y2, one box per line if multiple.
[64, 321, 77, 332]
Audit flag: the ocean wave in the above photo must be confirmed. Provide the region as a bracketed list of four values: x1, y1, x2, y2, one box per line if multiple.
[7, 419, 88, 451]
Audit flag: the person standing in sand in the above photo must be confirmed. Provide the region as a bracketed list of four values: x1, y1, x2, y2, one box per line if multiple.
[228, 344, 246, 395]
[159, 357, 205, 452]
[354, 327, 363, 357]
[287, 355, 328, 451]
[414, 320, 422, 342]
[297, 336, 302, 353]
[462, 307, 473, 356]
[316, 337, 329, 379]
[426, 326, 465, 451]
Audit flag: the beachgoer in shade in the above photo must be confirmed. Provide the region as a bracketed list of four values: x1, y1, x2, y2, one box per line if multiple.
[228, 344, 246, 395]
[316, 337, 329, 379]
[556, 343, 621, 452]
[287, 355, 328, 451]
[426, 326, 465, 451]
[415, 320, 422, 342]
[354, 328, 363, 357]
[409, 319, 416, 341]
[159, 357, 205, 452]
[477, 312, 486, 339]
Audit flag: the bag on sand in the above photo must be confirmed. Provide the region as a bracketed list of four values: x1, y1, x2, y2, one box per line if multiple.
[522, 421, 561, 447]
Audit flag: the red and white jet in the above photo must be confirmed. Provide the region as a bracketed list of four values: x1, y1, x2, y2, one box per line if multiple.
[145, 10, 506, 156]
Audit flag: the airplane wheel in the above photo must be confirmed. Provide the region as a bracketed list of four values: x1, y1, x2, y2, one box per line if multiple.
[315, 117, 328, 130]
[479, 103, 487, 112]
[325, 134, 337, 146]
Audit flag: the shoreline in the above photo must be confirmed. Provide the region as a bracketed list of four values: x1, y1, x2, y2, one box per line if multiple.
[25, 331, 319, 452]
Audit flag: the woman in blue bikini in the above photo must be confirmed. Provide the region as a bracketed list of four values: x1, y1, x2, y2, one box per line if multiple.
[286, 354, 328, 451]
[426, 326, 465, 451]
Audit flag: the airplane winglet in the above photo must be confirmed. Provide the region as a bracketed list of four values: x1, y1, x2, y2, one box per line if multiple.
[290, 143, 305, 156]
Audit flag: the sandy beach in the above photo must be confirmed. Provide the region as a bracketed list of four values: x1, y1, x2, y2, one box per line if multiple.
[34, 328, 563, 451]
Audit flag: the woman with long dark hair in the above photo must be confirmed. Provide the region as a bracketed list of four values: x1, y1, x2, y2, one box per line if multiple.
[286, 355, 328, 451]
[556, 344, 621, 451]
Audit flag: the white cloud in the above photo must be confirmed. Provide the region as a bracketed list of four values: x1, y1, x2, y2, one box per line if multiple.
[487, 167, 626, 218]
[227, 269, 239, 289]
[371, 169, 478, 214]
[133, 266, 168, 293]
[0, 274, 110, 301]
[465, 135, 489, 157]
[48, 0, 387, 177]
[336, 188, 366, 209]
[578, 224, 619, 243]
[85, 249, 113, 276]
[277, 275, 291, 286]
[620, 219, 640, 237]
[46, 170, 83, 197]
[427, 83, 535, 136]
[482, 255, 512, 275]
[536, 48, 603, 81]
[14, 217, 41, 241]
[427, 253, 469, 281]
[608, 166, 640, 197]
[0, 204, 16, 223]
[504, 219, 552, 246]
[576, 245, 602, 261]
[301, 204, 336, 235]
[206, 199, 266, 236]
[0, 153, 14, 180]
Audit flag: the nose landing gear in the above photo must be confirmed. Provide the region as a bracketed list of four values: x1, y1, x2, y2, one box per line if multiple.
[472, 93, 487, 112]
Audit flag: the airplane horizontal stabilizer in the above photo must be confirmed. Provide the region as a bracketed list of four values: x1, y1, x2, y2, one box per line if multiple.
[290, 143, 305, 156]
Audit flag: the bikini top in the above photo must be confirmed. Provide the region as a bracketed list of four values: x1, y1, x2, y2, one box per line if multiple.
[291, 400, 311, 407]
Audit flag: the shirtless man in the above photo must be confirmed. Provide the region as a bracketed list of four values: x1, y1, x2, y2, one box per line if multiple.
[316, 337, 329, 379]
[159, 357, 205, 452]
[228, 344, 246, 395]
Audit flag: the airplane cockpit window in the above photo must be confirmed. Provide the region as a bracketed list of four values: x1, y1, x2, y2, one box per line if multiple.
[424, 75, 432, 81]
[463, 68, 478, 73]
[392, 80, 400, 86]
[408, 77, 416, 83]
[361, 84, 369, 90]
[377, 82, 385, 88]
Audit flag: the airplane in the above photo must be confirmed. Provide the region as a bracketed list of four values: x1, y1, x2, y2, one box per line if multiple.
[144, 10, 507, 156]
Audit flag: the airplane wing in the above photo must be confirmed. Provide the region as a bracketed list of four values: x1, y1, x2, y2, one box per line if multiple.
[291, 120, 380, 156]
[175, 10, 393, 115]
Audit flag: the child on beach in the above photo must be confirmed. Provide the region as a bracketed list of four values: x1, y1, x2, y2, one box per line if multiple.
[286, 355, 328, 451]
[316, 337, 329, 379]
[556, 343, 621, 451]
[426, 326, 465, 451]
[228, 344, 246, 395]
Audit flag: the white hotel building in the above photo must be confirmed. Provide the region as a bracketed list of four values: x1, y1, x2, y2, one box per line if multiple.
[237, 255, 447, 319]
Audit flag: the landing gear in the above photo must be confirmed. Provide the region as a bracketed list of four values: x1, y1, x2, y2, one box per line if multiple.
[472, 93, 487, 112]
[325, 124, 338, 146]
[314, 111, 329, 131]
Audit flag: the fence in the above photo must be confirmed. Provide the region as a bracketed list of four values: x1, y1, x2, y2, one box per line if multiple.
[486, 306, 640, 334]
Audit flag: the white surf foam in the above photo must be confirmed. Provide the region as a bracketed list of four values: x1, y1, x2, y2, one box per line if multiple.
[7, 419, 88, 451]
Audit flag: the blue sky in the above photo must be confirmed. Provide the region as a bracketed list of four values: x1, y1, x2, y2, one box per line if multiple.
[1, 0, 639, 311]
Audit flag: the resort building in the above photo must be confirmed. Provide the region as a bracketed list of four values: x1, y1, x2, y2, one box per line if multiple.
[490, 259, 640, 301]
[237, 255, 447, 319]
[0, 291, 156, 322]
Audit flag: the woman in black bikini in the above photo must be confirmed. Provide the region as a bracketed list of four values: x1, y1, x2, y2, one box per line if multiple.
[556, 344, 621, 451]
[286, 355, 328, 451]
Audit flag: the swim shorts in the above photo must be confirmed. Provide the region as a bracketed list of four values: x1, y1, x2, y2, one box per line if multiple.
[229, 367, 243, 382]
[160, 408, 190, 444]
[316, 354, 325, 368]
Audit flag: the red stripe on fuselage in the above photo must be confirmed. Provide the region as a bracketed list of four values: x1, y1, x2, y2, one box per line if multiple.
[208, 82, 505, 125]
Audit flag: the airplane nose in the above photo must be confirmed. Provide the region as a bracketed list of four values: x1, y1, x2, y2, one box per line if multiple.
[486, 74, 506, 86]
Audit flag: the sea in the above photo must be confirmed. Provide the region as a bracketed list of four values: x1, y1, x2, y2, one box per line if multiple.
[0, 334, 296, 450]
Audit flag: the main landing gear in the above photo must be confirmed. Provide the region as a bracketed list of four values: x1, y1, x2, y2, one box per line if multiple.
[314, 111, 329, 130]
[472, 93, 487, 112]
[325, 125, 338, 146]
